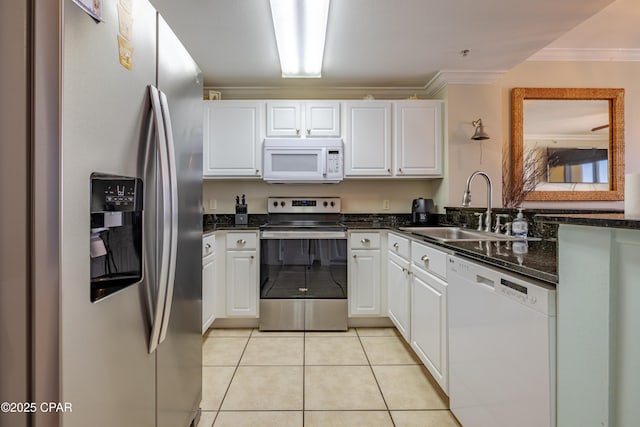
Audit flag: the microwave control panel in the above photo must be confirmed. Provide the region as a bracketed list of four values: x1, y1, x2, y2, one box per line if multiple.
[326, 150, 342, 175]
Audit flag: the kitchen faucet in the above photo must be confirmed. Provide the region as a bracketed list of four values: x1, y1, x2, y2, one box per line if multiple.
[462, 171, 492, 232]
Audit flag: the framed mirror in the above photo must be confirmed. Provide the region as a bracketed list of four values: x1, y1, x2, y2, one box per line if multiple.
[511, 88, 624, 202]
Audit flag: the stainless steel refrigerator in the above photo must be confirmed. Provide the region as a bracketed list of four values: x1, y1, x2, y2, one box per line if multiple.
[0, 1, 203, 426]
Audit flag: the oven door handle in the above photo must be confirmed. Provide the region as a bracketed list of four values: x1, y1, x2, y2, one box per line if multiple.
[260, 231, 347, 239]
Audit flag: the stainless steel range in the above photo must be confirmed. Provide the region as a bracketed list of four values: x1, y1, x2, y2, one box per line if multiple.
[259, 197, 348, 331]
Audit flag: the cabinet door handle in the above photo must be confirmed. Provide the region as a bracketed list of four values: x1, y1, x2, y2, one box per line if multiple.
[421, 255, 429, 262]
[307, 129, 310, 135]
[398, 168, 402, 173]
[361, 238, 370, 244]
[237, 239, 246, 244]
[250, 255, 254, 259]
[205, 243, 211, 249]
[296, 129, 300, 135]
[393, 242, 399, 249]
[256, 169, 260, 174]
[387, 168, 391, 173]
[352, 254, 357, 258]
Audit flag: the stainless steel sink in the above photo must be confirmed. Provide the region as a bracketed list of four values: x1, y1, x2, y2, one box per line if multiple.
[398, 226, 516, 242]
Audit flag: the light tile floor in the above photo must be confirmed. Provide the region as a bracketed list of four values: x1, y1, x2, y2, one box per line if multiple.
[199, 327, 461, 427]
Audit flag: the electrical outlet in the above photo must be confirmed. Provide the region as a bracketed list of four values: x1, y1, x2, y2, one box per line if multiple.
[209, 199, 217, 210]
[383, 200, 390, 210]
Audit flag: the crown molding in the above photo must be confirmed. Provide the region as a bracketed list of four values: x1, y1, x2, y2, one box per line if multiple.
[424, 70, 507, 97]
[204, 86, 428, 100]
[528, 48, 640, 62]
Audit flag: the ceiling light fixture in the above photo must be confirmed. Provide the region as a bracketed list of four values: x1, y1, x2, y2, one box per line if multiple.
[269, 0, 330, 78]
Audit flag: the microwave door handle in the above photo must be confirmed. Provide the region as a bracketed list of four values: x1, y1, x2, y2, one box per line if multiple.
[147, 85, 171, 354]
[322, 149, 327, 177]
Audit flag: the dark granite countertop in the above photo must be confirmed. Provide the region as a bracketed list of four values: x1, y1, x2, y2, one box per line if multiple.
[203, 224, 261, 234]
[439, 238, 557, 284]
[351, 224, 558, 284]
[535, 212, 640, 230]
[203, 216, 559, 285]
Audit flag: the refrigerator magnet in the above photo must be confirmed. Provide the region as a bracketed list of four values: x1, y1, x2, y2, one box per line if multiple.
[117, 3, 133, 41]
[71, 0, 103, 22]
[118, 0, 133, 14]
[117, 35, 134, 70]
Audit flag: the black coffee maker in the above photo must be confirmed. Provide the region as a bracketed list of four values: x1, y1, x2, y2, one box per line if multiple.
[411, 198, 434, 225]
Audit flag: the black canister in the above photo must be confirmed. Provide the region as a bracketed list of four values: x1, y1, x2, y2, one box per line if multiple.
[411, 198, 434, 225]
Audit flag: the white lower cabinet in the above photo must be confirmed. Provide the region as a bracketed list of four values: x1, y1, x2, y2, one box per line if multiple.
[409, 240, 449, 394]
[221, 232, 259, 318]
[387, 232, 411, 340]
[387, 251, 411, 340]
[411, 264, 448, 393]
[349, 232, 384, 316]
[202, 234, 216, 334]
[225, 251, 258, 317]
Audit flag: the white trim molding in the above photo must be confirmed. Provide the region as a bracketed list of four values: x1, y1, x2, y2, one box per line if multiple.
[204, 86, 428, 100]
[528, 48, 640, 62]
[424, 70, 507, 97]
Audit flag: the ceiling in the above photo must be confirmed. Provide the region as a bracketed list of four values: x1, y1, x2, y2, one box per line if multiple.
[150, 0, 637, 88]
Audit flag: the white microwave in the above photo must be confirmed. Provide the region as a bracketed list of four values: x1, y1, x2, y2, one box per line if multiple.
[263, 139, 343, 183]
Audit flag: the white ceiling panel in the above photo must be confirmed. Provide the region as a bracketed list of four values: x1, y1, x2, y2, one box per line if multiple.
[150, 0, 620, 87]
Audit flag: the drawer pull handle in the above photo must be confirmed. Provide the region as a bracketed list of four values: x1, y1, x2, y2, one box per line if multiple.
[361, 238, 370, 244]
[205, 243, 211, 249]
[421, 255, 429, 262]
[237, 239, 246, 244]
[353, 254, 357, 258]
[393, 242, 399, 249]
[250, 255, 254, 259]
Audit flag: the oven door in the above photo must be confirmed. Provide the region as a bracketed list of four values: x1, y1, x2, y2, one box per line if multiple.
[260, 232, 347, 300]
[259, 231, 348, 330]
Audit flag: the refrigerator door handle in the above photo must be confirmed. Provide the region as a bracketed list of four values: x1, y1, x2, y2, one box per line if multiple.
[147, 85, 172, 354]
[157, 90, 178, 345]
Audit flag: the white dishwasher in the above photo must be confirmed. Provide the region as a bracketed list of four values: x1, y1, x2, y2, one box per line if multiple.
[447, 255, 556, 427]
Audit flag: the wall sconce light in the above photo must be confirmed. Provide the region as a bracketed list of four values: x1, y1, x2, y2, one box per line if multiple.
[471, 118, 490, 140]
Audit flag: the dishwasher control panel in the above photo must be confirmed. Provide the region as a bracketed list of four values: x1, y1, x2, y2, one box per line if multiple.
[447, 255, 556, 315]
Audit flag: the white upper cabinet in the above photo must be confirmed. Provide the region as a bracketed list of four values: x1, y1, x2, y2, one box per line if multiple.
[393, 100, 443, 177]
[203, 101, 264, 177]
[343, 101, 392, 176]
[266, 101, 340, 137]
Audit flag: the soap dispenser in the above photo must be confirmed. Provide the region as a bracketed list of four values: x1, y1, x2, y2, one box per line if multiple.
[512, 208, 528, 239]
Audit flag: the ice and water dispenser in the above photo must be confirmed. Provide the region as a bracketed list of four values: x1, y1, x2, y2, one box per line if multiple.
[90, 173, 143, 302]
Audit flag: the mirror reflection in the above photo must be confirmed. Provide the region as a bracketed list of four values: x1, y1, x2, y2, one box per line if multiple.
[510, 88, 624, 202]
[523, 99, 610, 190]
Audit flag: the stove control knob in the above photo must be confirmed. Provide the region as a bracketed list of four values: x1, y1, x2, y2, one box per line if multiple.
[330, 201, 335, 207]
[323, 201, 328, 207]
[273, 201, 278, 207]
[280, 201, 285, 207]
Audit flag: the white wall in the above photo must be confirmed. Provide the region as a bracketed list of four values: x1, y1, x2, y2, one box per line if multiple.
[203, 179, 434, 214]
[433, 83, 503, 212]
[436, 60, 640, 210]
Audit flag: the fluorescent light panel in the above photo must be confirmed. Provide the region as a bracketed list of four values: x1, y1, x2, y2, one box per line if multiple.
[269, 0, 330, 78]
